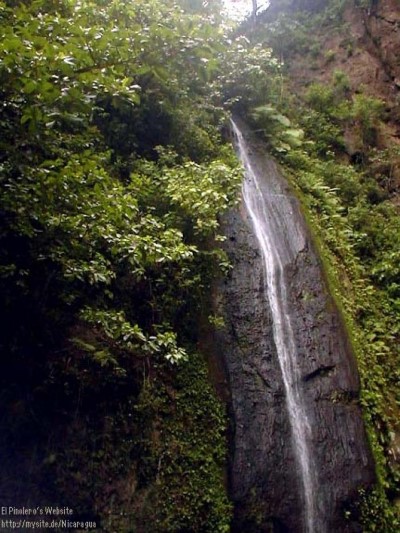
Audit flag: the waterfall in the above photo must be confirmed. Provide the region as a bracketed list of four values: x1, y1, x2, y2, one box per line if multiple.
[231, 119, 322, 533]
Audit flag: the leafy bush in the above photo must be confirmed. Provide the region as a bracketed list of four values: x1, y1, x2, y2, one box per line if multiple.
[250, 104, 305, 152]
[352, 94, 385, 146]
[0, 0, 246, 527]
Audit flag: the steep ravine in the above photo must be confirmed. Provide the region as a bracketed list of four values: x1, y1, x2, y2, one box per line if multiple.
[213, 122, 375, 532]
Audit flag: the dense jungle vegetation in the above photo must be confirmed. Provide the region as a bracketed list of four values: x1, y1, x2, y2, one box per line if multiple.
[0, 0, 398, 531]
[0, 1, 273, 530]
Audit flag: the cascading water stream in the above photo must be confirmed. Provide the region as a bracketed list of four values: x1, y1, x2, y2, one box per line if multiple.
[231, 119, 322, 533]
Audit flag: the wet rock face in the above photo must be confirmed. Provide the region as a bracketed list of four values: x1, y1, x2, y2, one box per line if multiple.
[214, 132, 375, 532]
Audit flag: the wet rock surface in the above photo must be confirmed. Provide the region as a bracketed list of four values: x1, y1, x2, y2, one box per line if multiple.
[213, 129, 375, 532]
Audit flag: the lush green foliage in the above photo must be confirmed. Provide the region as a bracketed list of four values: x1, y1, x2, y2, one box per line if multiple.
[38, 347, 231, 532]
[304, 78, 385, 153]
[253, 0, 347, 61]
[0, 0, 239, 364]
[250, 104, 305, 152]
[282, 133, 400, 532]
[214, 37, 281, 109]
[132, 354, 232, 533]
[0, 0, 253, 528]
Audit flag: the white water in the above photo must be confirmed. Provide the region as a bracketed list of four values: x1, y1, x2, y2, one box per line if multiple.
[232, 120, 320, 533]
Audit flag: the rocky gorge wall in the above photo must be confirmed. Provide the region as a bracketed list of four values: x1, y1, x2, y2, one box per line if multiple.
[213, 124, 375, 532]
[261, 0, 400, 177]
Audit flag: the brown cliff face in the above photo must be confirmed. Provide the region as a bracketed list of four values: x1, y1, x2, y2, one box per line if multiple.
[266, 1, 399, 110]
[260, 0, 400, 191]
[291, 8, 391, 93]
[363, 0, 400, 91]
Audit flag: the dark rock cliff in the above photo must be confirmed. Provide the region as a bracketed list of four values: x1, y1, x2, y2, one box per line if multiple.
[213, 126, 375, 532]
